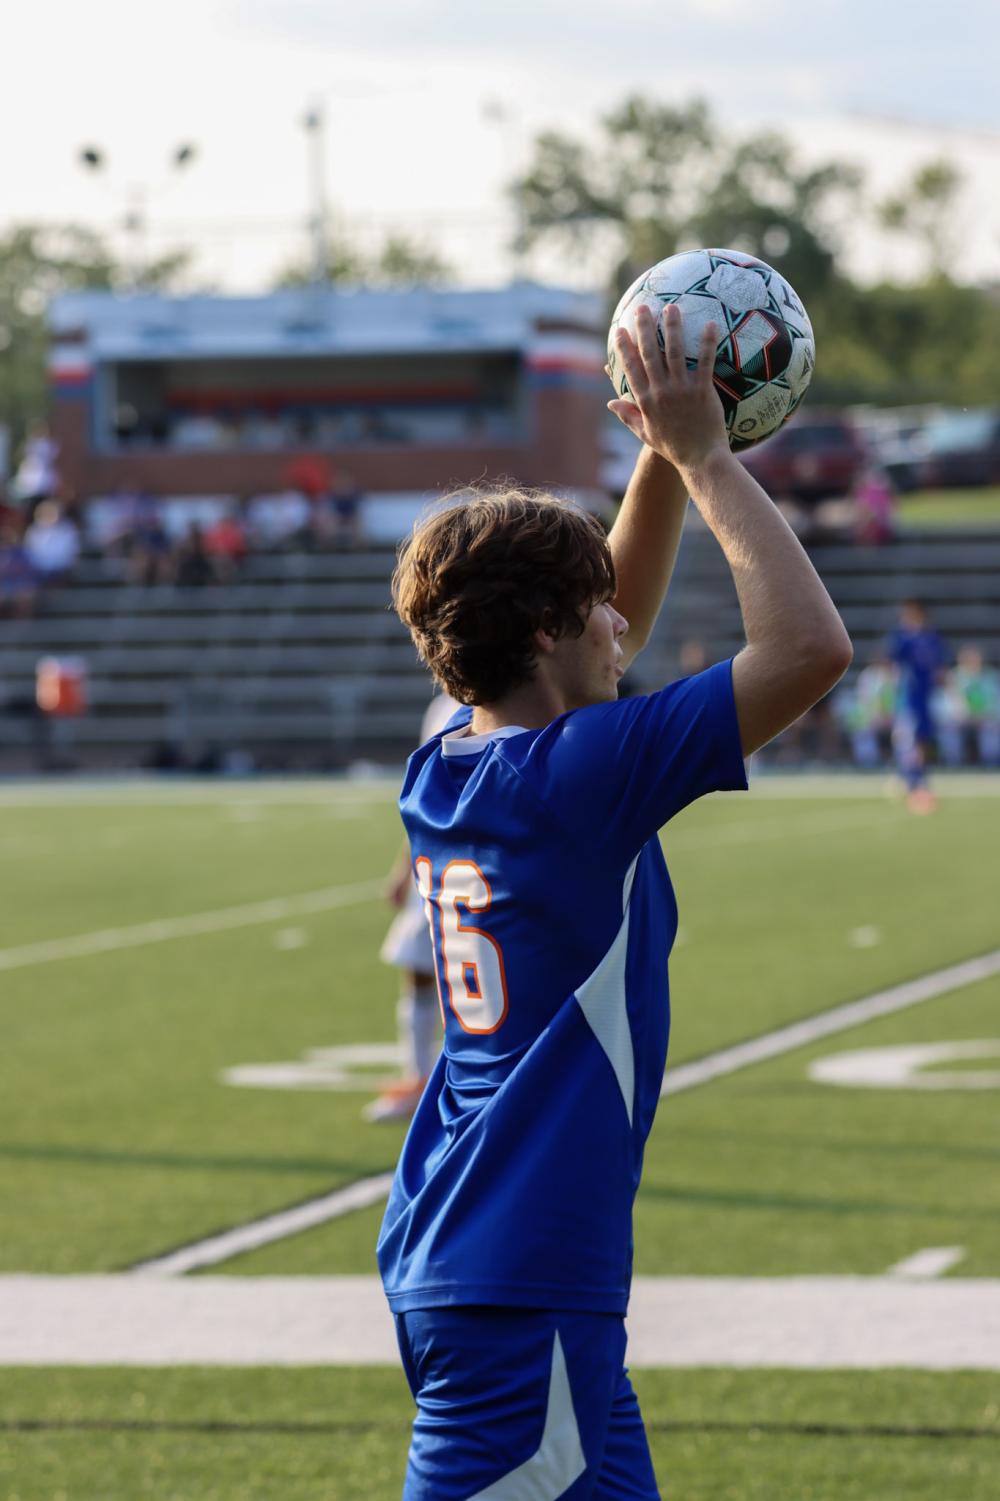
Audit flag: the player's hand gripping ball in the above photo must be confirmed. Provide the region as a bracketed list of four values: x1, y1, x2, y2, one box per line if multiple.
[607, 248, 815, 450]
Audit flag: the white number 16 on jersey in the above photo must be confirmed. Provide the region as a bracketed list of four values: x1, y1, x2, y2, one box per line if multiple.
[415, 857, 510, 1034]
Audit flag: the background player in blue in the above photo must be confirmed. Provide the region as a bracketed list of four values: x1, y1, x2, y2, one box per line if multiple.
[378, 303, 853, 1498]
[888, 598, 951, 814]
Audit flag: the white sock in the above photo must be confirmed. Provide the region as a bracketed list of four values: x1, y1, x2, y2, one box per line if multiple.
[412, 982, 442, 1078]
[397, 983, 441, 1079]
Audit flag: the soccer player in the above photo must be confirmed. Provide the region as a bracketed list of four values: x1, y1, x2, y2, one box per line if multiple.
[888, 599, 950, 813]
[378, 303, 852, 1498]
[365, 691, 459, 1124]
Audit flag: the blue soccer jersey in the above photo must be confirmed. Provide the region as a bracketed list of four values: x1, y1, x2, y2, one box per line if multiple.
[889, 628, 949, 715]
[377, 659, 747, 1315]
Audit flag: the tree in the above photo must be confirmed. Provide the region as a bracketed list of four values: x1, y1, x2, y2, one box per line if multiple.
[878, 158, 963, 277]
[512, 97, 716, 288]
[509, 97, 860, 305]
[509, 96, 998, 408]
[688, 133, 862, 307]
[274, 231, 453, 289]
[0, 223, 191, 455]
[820, 275, 1000, 407]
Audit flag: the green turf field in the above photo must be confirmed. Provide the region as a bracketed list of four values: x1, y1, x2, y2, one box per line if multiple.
[896, 486, 1000, 528]
[3, 1368, 998, 1500]
[2, 775, 998, 1497]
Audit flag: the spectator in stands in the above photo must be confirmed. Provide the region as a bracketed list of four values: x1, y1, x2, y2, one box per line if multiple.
[109, 487, 173, 586]
[9, 423, 60, 515]
[112, 400, 141, 448]
[286, 452, 332, 504]
[836, 655, 896, 768]
[0, 520, 38, 618]
[243, 409, 287, 450]
[362, 410, 406, 444]
[173, 521, 215, 588]
[938, 645, 1000, 768]
[314, 471, 364, 550]
[851, 466, 896, 546]
[22, 501, 80, 584]
[172, 412, 231, 451]
[245, 489, 311, 551]
[203, 502, 248, 583]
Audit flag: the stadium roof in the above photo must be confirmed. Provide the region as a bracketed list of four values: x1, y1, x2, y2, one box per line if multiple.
[49, 283, 605, 362]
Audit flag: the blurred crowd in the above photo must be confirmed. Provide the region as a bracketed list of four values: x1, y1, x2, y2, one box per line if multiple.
[834, 644, 1000, 770]
[4, 428, 999, 773]
[674, 632, 1000, 773]
[112, 401, 514, 454]
[0, 427, 367, 617]
[98, 477, 365, 590]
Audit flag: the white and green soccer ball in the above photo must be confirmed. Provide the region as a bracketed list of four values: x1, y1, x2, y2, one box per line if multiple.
[607, 247, 815, 450]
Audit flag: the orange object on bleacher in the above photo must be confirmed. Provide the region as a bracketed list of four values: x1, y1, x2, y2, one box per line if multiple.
[36, 657, 88, 717]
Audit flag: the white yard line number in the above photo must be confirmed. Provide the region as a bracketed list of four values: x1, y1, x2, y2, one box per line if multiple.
[133, 945, 1000, 1275]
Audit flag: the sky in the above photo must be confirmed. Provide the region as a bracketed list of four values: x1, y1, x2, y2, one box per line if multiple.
[2, 0, 998, 292]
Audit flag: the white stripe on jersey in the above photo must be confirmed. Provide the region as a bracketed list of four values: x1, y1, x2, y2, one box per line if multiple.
[573, 856, 640, 1122]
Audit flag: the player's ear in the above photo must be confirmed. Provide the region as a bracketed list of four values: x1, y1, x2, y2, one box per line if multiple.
[532, 605, 561, 657]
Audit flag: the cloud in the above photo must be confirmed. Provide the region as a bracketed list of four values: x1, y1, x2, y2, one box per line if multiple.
[233, 0, 802, 63]
[232, 0, 999, 126]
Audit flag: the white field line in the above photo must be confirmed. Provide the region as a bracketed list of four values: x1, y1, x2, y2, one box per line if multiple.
[662, 948, 1000, 1097]
[133, 946, 1000, 1277]
[3, 1274, 1000, 1368]
[0, 879, 384, 974]
[0, 808, 898, 977]
[131, 1174, 397, 1278]
[888, 1247, 967, 1280]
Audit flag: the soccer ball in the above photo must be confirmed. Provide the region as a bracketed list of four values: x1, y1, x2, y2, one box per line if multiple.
[607, 248, 815, 450]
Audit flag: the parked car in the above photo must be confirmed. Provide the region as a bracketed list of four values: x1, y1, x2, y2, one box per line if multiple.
[918, 409, 1000, 489]
[849, 407, 932, 493]
[739, 411, 871, 503]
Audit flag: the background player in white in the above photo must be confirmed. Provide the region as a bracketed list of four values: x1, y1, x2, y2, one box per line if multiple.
[379, 303, 852, 1498]
[366, 691, 458, 1123]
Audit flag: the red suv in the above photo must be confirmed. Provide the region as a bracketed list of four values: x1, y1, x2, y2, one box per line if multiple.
[739, 410, 871, 503]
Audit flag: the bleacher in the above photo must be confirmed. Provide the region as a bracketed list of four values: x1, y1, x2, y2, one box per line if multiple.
[0, 549, 426, 771]
[643, 525, 1000, 681]
[2, 526, 998, 772]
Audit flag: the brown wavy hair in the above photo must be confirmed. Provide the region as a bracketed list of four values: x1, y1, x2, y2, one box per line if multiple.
[392, 487, 616, 705]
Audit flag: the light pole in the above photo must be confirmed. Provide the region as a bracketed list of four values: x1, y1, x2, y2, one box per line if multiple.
[77, 142, 198, 291]
[302, 102, 330, 287]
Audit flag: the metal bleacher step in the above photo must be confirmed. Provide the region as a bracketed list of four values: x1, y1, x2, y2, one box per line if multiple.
[2, 524, 997, 771]
[71, 549, 399, 587]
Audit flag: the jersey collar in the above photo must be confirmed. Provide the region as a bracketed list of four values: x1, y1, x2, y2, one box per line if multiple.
[440, 723, 528, 757]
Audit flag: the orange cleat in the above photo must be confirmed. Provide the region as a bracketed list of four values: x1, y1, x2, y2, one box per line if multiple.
[363, 1076, 429, 1123]
[906, 788, 938, 815]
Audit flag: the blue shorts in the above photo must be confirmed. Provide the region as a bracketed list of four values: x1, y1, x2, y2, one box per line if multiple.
[393, 1306, 660, 1500]
[896, 699, 936, 748]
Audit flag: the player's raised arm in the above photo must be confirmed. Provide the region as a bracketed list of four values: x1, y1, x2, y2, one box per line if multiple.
[605, 444, 688, 672]
[610, 303, 852, 756]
